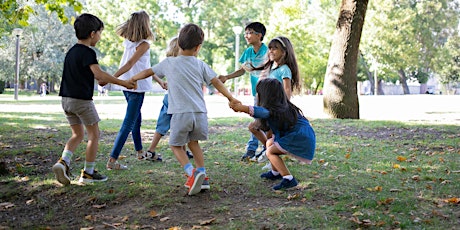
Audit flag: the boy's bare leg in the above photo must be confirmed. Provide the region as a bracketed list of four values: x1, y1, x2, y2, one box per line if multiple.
[65, 124, 85, 153]
[187, 141, 203, 168]
[84, 123, 100, 162]
[148, 132, 163, 153]
[171, 145, 189, 167]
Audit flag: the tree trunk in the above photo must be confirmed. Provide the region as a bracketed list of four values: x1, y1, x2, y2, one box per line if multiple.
[397, 69, 410, 94]
[323, 0, 368, 119]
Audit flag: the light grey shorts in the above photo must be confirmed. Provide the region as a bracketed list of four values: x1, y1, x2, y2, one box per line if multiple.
[61, 97, 100, 126]
[169, 112, 208, 146]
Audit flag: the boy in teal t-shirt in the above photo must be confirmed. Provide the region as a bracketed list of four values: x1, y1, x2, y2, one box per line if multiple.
[219, 22, 268, 161]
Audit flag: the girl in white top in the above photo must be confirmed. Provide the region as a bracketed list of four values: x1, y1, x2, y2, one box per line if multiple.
[107, 11, 165, 170]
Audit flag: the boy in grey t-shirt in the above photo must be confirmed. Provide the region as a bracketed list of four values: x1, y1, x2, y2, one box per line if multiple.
[130, 23, 239, 195]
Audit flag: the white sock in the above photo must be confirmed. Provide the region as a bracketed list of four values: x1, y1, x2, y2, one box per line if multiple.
[271, 170, 280, 176]
[283, 175, 293, 180]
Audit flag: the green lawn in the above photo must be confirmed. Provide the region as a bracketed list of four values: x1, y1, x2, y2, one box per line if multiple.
[0, 99, 459, 229]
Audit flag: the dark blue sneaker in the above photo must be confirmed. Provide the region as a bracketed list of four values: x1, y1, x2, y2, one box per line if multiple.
[273, 178, 298, 190]
[241, 150, 255, 161]
[260, 171, 282, 180]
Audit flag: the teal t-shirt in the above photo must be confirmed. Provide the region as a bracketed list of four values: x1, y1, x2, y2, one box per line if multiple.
[239, 43, 268, 96]
[269, 64, 292, 84]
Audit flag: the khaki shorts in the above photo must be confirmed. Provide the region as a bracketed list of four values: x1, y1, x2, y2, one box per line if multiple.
[61, 97, 100, 126]
[169, 112, 208, 146]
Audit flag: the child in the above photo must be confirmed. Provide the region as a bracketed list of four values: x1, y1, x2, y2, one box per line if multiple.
[130, 23, 240, 195]
[145, 37, 194, 161]
[52, 13, 135, 185]
[106, 11, 166, 170]
[218, 22, 269, 161]
[230, 78, 315, 190]
[249, 36, 301, 164]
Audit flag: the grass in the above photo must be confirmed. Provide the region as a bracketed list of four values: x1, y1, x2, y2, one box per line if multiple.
[0, 97, 459, 229]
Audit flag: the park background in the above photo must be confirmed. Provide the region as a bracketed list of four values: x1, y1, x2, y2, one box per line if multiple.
[0, 0, 459, 229]
[0, 0, 459, 97]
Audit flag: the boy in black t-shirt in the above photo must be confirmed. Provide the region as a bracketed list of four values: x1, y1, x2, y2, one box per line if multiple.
[52, 13, 134, 185]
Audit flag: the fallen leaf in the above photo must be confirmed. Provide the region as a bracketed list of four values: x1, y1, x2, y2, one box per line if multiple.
[200, 217, 216, 225]
[85, 215, 94, 221]
[26, 199, 34, 205]
[92, 204, 106, 209]
[122, 216, 129, 222]
[444, 197, 460, 204]
[149, 210, 159, 217]
[345, 153, 351, 159]
[160, 217, 170, 222]
[118, 155, 128, 160]
[393, 164, 400, 169]
[397, 156, 407, 162]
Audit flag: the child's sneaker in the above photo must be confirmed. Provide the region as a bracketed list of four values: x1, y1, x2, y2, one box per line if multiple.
[78, 169, 108, 183]
[185, 175, 210, 190]
[106, 160, 128, 170]
[138, 151, 162, 162]
[262, 162, 272, 170]
[201, 177, 210, 190]
[186, 150, 194, 159]
[260, 170, 282, 180]
[52, 158, 71, 185]
[257, 149, 268, 163]
[186, 169, 205, 195]
[241, 150, 255, 161]
[273, 178, 298, 190]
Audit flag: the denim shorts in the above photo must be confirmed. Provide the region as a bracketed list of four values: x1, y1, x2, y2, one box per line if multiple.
[61, 97, 100, 125]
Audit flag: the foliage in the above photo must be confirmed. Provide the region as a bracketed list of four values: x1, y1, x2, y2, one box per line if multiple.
[0, 0, 82, 32]
[433, 34, 460, 84]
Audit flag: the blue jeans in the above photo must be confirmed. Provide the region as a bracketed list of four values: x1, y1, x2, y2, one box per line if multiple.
[110, 91, 145, 159]
[155, 94, 171, 135]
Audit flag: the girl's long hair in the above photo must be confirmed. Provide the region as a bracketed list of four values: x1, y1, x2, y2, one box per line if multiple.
[253, 36, 301, 93]
[166, 37, 179, 57]
[116, 11, 154, 42]
[256, 78, 303, 131]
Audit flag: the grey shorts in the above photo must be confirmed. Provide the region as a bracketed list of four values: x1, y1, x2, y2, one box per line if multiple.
[61, 97, 100, 126]
[169, 112, 208, 146]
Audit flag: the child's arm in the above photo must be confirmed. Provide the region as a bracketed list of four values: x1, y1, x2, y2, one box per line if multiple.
[131, 68, 155, 81]
[152, 75, 167, 90]
[283, 78, 292, 99]
[230, 102, 249, 114]
[210, 77, 240, 104]
[90, 64, 134, 89]
[113, 42, 150, 78]
[218, 68, 245, 83]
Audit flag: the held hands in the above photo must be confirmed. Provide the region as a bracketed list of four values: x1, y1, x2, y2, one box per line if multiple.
[229, 99, 243, 112]
[217, 75, 228, 83]
[158, 81, 168, 90]
[125, 78, 137, 90]
[98, 80, 108, 87]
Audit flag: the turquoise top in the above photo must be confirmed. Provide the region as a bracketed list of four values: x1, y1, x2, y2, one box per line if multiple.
[239, 43, 268, 96]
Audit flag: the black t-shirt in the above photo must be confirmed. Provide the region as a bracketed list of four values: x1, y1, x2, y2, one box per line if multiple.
[59, 44, 98, 100]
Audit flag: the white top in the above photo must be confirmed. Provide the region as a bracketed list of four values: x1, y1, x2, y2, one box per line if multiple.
[112, 39, 154, 92]
[151, 56, 217, 114]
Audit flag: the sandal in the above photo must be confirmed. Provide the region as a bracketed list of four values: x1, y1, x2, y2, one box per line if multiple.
[106, 160, 128, 170]
[138, 151, 162, 162]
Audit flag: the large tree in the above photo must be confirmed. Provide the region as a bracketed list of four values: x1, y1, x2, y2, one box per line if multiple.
[323, 0, 368, 119]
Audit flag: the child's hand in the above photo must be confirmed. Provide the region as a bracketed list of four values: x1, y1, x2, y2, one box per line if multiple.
[229, 100, 243, 112]
[124, 80, 136, 89]
[242, 62, 254, 72]
[98, 80, 108, 87]
[159, 81, 168, 90]
[218, 75, 227, 83]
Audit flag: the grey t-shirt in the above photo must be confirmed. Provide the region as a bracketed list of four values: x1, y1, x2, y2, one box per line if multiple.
[151, 56, 217, 114]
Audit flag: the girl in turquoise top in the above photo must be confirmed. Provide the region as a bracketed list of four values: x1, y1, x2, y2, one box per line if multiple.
[230, 78, 315, 190]
[253, 36, 301, 99]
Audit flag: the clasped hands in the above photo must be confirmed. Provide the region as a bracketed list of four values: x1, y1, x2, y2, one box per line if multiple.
[229, 99, 243, 112]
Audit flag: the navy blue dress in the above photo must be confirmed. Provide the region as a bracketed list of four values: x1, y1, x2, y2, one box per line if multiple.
[250, 106, 316, 162]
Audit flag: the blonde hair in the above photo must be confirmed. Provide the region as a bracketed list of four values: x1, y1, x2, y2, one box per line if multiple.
[116, 11, 154, 42]
[166, 37, 179, 57]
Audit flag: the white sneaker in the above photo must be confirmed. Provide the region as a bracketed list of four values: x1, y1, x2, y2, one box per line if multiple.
[262, 162, 272, 170]
[257, 150, 268, 163]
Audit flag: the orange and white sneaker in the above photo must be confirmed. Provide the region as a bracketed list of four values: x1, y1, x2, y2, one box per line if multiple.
[185, 175, 210, 190]
[185, 169, 205, 195]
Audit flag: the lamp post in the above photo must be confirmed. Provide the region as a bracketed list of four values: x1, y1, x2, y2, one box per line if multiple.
[12, 28, 23, 100]
[232, 26, 243, 96]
